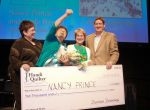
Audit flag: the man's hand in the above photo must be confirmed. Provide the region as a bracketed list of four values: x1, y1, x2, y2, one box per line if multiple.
[106, 61, 112, 69]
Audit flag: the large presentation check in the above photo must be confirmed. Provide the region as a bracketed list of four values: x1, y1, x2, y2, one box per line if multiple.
[21, 65, 125, 110]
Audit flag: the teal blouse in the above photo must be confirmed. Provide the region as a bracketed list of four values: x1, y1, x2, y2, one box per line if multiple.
[36, 24, 61, 67]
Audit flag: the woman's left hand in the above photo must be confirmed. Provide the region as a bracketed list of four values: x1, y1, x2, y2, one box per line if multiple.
[59, 55, 69, 65]
[21, 64, 30, 72]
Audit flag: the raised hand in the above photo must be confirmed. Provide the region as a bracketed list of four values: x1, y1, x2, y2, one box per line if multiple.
[21, 64, 30, 72]
[66, 9, 73, 16]
[55, 9, 73, 27]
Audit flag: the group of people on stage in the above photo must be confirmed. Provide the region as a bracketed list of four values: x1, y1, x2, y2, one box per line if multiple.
[8, 9, 119, 110]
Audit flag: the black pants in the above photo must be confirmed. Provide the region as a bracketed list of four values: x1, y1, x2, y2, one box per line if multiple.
[12, 82, 21, 110]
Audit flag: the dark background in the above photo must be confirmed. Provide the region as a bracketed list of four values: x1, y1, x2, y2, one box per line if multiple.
[0, 1, 150, 109]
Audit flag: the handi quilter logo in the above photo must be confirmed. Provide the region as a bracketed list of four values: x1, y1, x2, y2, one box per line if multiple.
[25, 72, 46, 83]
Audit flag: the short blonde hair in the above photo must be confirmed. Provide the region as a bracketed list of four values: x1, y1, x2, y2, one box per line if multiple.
[74, 28, 86, 39]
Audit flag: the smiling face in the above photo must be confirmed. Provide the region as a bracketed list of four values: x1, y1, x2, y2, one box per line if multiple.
[23, 26, 36, 40]
[55, 27, 67, 42]
[75, 28, 86, 45]
[94, 17, 105, 34]
[76, 32, 85, 45]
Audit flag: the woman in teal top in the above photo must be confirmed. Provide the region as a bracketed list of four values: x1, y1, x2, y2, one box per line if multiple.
[36, 9, 73, 67]
[67, 28, 91, 65]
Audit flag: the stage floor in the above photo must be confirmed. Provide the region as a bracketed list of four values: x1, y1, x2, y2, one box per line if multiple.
[0, 107, 13, 110]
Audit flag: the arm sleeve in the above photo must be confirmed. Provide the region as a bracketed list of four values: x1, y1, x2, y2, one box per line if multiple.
[109, 34, 119, 64]
[45, 24, 57, 41]
[9, 41, 34, 72]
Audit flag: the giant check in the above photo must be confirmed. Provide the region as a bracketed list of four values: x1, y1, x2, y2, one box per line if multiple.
[21, 65, 125, 110]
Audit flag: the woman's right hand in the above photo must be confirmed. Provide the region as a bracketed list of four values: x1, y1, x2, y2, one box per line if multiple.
[66, 9, 73, 16]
